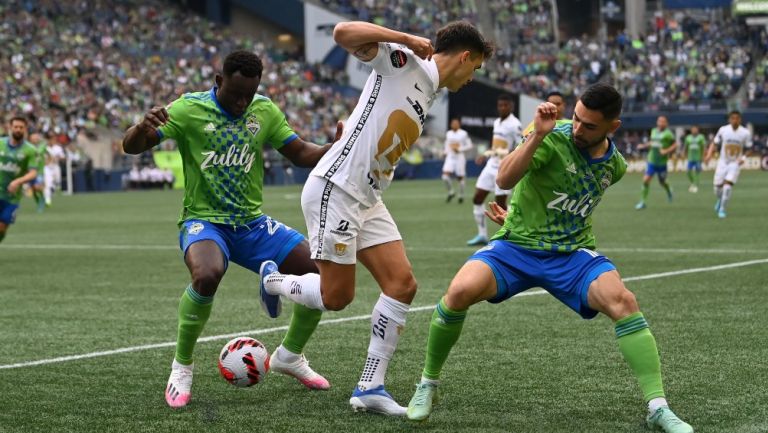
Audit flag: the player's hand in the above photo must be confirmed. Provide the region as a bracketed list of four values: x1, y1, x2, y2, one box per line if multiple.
[533, 102, 558, 137]
[138, 106, 170, 134]
[485, 202, 508, 226]
[475, 155, 486, 165]
[333, 121, 344, 142]
[405, 35, 434, 60]
[7, 180, 20, 195]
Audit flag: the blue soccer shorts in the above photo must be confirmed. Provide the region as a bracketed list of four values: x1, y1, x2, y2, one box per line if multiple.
[0, 199, 19, 225]
[687, 161, 702, 172]
[468, 240, 616, 319]
[179, 215, 305, 272]
[645, 163, 668, 181]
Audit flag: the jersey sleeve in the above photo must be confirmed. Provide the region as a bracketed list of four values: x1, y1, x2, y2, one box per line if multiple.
[365, 43, 411, 77]
[266, 102, 298, 150]
[611, 153, 628, 185]
[528, 134, 555, 171]
[459, 133, 473, 152]
[157, 97, 187, 143]
[713, 127, 724, 146]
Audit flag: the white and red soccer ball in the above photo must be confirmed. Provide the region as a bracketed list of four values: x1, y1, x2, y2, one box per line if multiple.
[218, 337, 270, 387]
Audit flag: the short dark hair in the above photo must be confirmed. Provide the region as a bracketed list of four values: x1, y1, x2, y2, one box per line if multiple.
[9, 115, 28, 125]
[223, 50, 263, 78]
[546, 91, 564, 99]
[498, 93, 514, 102]
[579, 83, 623, 120]
[434, 21, 494, 59]
[728, 110, 741, 117]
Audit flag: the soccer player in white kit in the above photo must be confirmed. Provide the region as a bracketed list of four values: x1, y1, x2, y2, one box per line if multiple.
[442, 118, 473, 203]
[705, 110, 752, 219]
[258, 20, 494, 415]
[466, 93, 522, 246]
[44, 141, 65, 206]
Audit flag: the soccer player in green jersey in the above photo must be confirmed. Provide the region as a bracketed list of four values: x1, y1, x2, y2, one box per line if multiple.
[27, 133, 47, 212]
[0, 116, 39, 244]
[406, 84, 693, 433]
[122, 51, 342, 408]
[636, 115, 677, 209]
[683, 126, 706, 193]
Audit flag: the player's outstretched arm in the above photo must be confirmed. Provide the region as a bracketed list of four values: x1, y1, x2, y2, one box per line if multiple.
[123, 106, 167, 155]
[496, 102, 557, 190]
[278, 121, 344, 167]
[333, 21, 433, 61]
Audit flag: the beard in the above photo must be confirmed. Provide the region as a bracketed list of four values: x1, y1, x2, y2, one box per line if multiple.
[573, 134, 606, 150]
[11, 132, 24, 142]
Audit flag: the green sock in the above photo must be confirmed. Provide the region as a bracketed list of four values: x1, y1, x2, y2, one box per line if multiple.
[615, 312, 665, 401]
[661, 182, 672, 196]
[693, 170, 700, 187]
[641, 184, 650, 201]
[687, 171, 695, 184]
[33, 189, 44, 205]
[281, 304, 322, 354]
[174, 285, 214, 365]
[422, 298, 468, 380]
[0, 232, 5, 243]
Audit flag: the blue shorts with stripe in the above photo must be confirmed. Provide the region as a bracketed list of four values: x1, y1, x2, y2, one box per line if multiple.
[179, 215, 305, 272]
[469, 240, 616, 319]
[0, 199, 19, 225]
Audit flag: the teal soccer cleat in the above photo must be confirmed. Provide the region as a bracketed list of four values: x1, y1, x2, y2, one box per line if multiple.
[406, 381, 439, 422]
[646, 407, 694, 433]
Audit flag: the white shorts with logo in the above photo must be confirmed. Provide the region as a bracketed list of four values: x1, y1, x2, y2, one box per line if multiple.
[302, 175, 402, 265]
[475, 163, 510, 196]
[713, 160, 741, 185]
[442, 155, 467, 177]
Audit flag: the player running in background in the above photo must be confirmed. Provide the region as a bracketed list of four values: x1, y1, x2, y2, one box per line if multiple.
[705, 111, 752, 219]
[683, 126, 706, 193]
[27, 132, 47, 212]
[466, 93, 521, 246]
[441, 118, 473, 203]
[406, 84, 693, 433]
[0, 116, 39, 244]
[635, 115, 676, 210]
[259, 20, 494, 416]
[122, 50, 343, 408]
[43, 139, 65, 207]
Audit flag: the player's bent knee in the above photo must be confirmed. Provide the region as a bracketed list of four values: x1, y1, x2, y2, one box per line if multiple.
[191, 267, 225, 296]
[383, 274, 418, 304]
[321, 290, 354, 311]
[607, 290, 639, 320]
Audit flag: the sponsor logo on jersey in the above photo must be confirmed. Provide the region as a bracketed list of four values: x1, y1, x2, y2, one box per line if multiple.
[406, 96, 426, 126]
[566, 162, 577, 174]
[334, 243, 347, 256]
[200, 143, 256, 173]
[599, 171, 613, 190]
[414, 82, 423, 93]
[246, 116, 260, 136]
[390, 50, 407, 68]
[0, 161, 20, 173]
[188, 222, 205, 235]
[546, 191, 599, 218]
[204, 122, 216, 132]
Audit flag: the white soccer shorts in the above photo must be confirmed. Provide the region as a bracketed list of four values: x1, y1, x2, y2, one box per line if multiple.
[713, 160, 741, 185]
[442, 155, 467, 177]
[475, 163, 510, 196]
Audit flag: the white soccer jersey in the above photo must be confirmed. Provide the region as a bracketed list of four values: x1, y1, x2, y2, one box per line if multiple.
[310, 42, 440, 206]
[444, 128, 472, 159]
[487, 114, 522, 169]
[714, 124, 752, 163]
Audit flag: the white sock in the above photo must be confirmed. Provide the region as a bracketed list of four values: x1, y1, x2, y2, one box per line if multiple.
[420, 376, 439, 386]
[648, 397, 668, 413]
[357, 294, 409, 391]
[263, 273, 327, 311]
[442, 174, 453, 194]
[274, 344, 300, 362]
[44, 185, 52, 204]
[714, 185, 723, 200]
[458, 179, 465, 197]
[473, 204, 486, 238]
[721, 184, 732, 211]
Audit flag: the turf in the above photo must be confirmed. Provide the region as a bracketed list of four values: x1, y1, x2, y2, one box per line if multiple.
[1, 171, 766, 433]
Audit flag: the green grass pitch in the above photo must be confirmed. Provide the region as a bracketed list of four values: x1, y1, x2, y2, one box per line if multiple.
[1, 171, 766, 432]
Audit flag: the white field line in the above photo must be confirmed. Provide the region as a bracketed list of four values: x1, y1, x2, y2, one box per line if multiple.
[3, 243, 768, 255]
[1, 257, 767, 370]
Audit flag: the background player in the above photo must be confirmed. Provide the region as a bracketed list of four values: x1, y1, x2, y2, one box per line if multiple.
[122, 50, 342, 408]
[441, 118, 473, 203]
[0, 116, 39, 244]
[467, 93, 521, 246]
[705, 111, 752, 218]
[635, 115, 676, 210]
[683, 126, 706, 193]
[259, 20, 494, 416]
[406, 84, 693, 433]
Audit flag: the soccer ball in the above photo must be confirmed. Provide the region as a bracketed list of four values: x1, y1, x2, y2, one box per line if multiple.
[217, 337, 270, 387]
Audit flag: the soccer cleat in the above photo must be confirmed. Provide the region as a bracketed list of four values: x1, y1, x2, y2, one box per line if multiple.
[259, 260, 282, 318]
[691, 185, 698, 193]
[466, 235, 488, 246]
[446, 192, 455, 203]
[646, 407, 694, 433]
[270, 352, 330, 390]
[666, 188, 674, 203]
[349, 385, 407, 416]
[635, 201, 646, 210]
[718, 209, 727, 219]
[165, 359, 193, 408]
[457, 197, 464, 204]
[714, 199, 721, 213]
[406, 382, 439, 422]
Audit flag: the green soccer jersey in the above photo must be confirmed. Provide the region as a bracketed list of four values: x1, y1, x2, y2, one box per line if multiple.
[492, 121, 627, 252]
[684, 134, 706, 162]
[0, 137, 39, 204]
[158, 88, 298, 226]
[647, 128, 675, 166]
